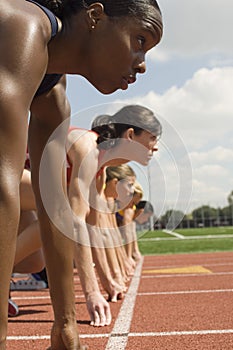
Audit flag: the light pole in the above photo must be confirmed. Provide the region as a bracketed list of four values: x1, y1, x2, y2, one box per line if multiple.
[227, 191, 233, 227]
[147, 164, 153, 231]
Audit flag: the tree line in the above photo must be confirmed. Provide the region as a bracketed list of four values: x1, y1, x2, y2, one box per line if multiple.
[155, 190, 233, 229]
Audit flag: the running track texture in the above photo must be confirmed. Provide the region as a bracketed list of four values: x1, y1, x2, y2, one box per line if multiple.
[8, 251, 233, 349]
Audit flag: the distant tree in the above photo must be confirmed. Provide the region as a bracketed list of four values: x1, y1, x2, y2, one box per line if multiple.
[160, 209, 185, 229]
[227, 191, 233, 206]
[192, 205, 217, 220]
[222, 206, 231, 217]
[227, 191, 233, 225]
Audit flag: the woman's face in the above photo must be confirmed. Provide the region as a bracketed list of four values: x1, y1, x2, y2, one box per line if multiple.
[102, 128, 158, 166]
[132, 130, 158, 165]
[132, 192, 142, 206]
[85, 15, 160, 94]
[109, 176, 135, 206]
[113, 130, 158, 166]
[124, 192, 142, 209]
[103, 129, 158, 167]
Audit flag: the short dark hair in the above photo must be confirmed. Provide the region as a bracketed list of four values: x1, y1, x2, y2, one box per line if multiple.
[38, 0, 163, 43]
[136, 200, 154, 213]
[91, 105, 162, 150]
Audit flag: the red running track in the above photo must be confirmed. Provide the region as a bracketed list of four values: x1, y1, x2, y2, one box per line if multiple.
[7, 251, 233, 349]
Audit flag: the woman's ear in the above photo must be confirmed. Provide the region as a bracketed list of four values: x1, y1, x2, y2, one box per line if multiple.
[126, 128, 134, 141]
[86, 3, 105, 29]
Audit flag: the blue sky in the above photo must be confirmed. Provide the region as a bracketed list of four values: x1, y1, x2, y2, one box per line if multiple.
[66, 0, 233, 215]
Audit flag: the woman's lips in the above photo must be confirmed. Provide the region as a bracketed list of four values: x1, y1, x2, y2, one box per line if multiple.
[121, 78, 128, 90]
[121, 75, 136, 90]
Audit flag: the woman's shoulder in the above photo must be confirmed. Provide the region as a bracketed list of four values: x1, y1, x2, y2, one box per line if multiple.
[0, 1, 54, 97]
[0, 0, 53, 44]
[67, 127, 98, 158]
[68, 127, 98, 142]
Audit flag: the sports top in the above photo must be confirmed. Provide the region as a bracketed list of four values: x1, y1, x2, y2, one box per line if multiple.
[116, 205, 136, 225]
[26, 0, 63, 97]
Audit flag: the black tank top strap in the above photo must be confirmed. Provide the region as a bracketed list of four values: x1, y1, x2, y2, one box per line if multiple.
[34, 74, 63, 97]
[26, 0, 59, 38]
[25, 1, 63, 96]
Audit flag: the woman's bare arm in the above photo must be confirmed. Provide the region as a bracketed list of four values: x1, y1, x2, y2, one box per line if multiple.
[68, 132, 111, 326]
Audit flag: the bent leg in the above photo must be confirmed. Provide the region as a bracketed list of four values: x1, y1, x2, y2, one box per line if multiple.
[0, 113, 28, 348]
[14, 250, 44, 274]
[14, 211, 44, 271]
[20, 169, 36, 211]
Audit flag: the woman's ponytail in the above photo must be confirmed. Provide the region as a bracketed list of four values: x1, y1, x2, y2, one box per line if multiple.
[91, 116, 118, 150]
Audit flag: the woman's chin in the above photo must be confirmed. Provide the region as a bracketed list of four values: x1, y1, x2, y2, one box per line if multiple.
[136, 159, 149, 166]
[92, 81, 118, 95]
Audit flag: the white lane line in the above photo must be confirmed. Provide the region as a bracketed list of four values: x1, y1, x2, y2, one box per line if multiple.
[8, 329, 233, 341]
[7, 334, 109, 341]
[163, 229, 185, 239]
[11, 294, 87, 300]
[142, 271, 233, 279]
[105, 257, 144, 350]
[12, 295, 50, 300]
[139, 234, 233, 241]
[7, 336, 51, 341]
[137, 289, 233, 296]
[12, 286, 233, 302]
[128, 329, 233, 337]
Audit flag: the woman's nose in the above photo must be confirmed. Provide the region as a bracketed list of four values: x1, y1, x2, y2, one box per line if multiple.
[134, 54, 146, 74]
[136, 61, 146, 74]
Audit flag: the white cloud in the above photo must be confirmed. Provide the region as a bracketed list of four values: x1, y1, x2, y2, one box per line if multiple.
[191, 147, 233, 165]
[194, 164, 229, 181]
[209, 58, 233, 68]
[114, 66, 233, 212]
[151, 0, 233, 61]
[123, 67, 233, 151]
[191, 179, 229, 207]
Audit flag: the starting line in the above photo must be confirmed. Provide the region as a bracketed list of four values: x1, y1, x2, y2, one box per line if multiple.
[8, 329, 233, 341]
[139, 233, 233, 241]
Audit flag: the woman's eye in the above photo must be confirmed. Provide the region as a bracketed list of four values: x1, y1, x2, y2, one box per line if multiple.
[138, 36, 145, 47]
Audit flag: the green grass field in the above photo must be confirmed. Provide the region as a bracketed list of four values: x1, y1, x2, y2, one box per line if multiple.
[138, 226, 233, 255]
